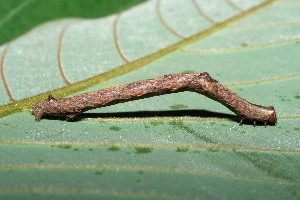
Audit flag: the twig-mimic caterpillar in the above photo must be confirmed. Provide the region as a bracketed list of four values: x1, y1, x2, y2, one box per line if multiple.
[32, 72, 277, 126]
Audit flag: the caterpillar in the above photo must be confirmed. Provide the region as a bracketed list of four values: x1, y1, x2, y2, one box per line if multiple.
[32, 72, 277, 126]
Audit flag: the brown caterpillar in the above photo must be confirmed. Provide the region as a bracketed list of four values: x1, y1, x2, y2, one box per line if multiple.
[32, 72, 277, 126]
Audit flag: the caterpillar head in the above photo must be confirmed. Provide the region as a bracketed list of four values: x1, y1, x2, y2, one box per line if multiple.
[31, 94, 59, 120]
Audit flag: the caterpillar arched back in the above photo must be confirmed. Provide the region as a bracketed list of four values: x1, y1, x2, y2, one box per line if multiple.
[32, 72, 277, 126]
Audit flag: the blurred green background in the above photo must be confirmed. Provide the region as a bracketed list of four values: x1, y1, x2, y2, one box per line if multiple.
[0, 0, 146, 45]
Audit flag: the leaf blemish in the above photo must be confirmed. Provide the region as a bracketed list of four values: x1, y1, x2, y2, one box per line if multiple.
[169, 104, 189, 110]
[208, 148, 220, 152]
[95, 171, 104, 175]
[192, 150, 201, 154]
[176, 147, 189, 152]
[56, 144, 72, 149]
[181, 70, 195, 73]
[107, 145, 120, 151]
[150, 121, 164, 126]
[134, 147, 153, 154]
[109, 126, 122, 131]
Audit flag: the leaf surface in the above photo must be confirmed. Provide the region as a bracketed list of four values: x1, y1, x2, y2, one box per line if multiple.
[0, 0, 300, 199]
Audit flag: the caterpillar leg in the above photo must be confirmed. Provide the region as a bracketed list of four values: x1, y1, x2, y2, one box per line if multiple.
[253, 120, 256, 127]
[239, 118, 244, 126]
[66, 113, 80, 121]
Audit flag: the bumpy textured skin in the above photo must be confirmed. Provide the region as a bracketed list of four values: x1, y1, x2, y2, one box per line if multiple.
[31, 72, 277, 125]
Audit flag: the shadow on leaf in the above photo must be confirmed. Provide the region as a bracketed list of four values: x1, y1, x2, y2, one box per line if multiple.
[78, 109, 237, 121]
[40, 109, 275, 126]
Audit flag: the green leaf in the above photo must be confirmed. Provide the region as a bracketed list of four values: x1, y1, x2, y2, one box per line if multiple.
[1, 0, 300, 199]
[0, 0, 146, 45]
